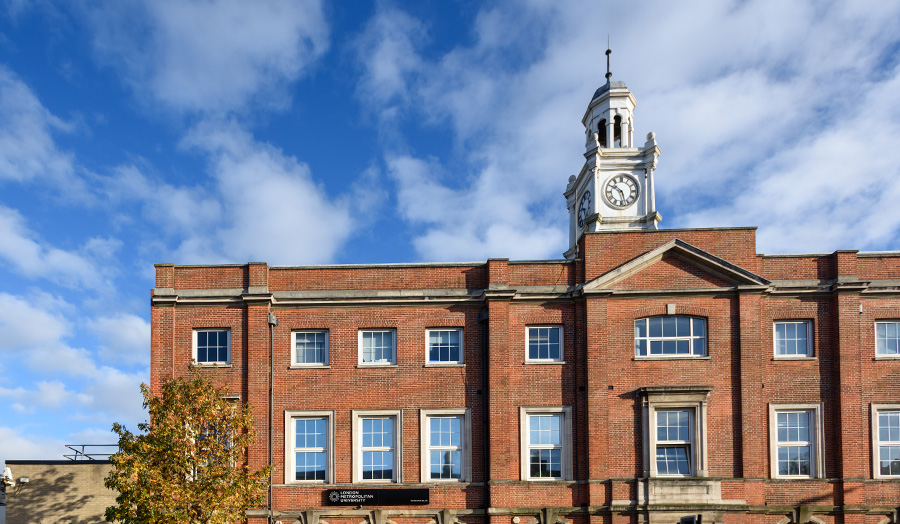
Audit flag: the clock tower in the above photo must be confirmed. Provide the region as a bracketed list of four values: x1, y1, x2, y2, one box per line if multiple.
[563, 54, 661, 259]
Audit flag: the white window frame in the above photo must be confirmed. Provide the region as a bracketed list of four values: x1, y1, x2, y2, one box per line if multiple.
[774, 320, 813, 358]
[640, 387, 709, 478]
[871, 404, 900, 479]
[525, 325, 564, 362]
[519, 406, 573, 481]
[291, 330, 329, 367]
[654, 409, 694, 477]
[875, 321, 900, 358]
[284, 410, 334, 484]
[425, 328, 464, 365]
[358, 329, 397, 366]
[769, 403, 824, 479]
[352, 409, 401, 483]
[634, 316, 707, 358]
[420, 408, 471, 482]
[192, 328, 231, 365]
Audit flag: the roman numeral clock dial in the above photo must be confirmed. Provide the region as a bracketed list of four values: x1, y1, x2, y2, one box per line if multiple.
[604, 175, 639, 208]
[577, 191, 591, 229]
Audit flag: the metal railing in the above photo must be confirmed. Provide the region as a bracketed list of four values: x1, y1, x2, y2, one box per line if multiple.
[64, 444, 119, 461]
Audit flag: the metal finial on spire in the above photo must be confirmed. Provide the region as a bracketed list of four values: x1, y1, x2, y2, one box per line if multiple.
[605, 38, 612, 82]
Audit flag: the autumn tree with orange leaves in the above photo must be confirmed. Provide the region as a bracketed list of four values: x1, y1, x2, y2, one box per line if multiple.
[105, 374, 270, 524]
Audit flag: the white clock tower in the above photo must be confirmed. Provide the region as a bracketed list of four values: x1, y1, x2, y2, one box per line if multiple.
[563, 51, 661, 259]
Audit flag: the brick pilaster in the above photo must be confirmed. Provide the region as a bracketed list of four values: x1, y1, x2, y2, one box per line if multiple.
[738, 292, 765, 480]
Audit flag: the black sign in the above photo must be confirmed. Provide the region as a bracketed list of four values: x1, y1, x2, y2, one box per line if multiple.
[325, 488, 429, 506]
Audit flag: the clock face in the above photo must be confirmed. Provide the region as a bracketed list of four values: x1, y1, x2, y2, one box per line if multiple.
[577, 191, 591, 228]
[604, 175, 639, 208]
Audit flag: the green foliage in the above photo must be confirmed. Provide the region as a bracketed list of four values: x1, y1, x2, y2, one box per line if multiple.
[105, 374, 271, 523]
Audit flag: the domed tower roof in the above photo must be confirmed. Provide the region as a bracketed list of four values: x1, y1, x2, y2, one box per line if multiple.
[591, 80, 628, 101]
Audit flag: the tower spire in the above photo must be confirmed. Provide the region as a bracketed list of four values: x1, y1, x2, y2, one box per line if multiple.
[605, 38, 612, 82]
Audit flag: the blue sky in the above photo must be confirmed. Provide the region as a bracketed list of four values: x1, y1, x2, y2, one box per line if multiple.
[2, 0, 900, 462]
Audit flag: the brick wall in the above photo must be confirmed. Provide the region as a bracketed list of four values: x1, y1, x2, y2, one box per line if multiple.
[151, 227, 900, 523]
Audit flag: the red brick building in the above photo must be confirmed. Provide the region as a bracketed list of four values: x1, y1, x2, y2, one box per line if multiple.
[150, 80, 900, 524]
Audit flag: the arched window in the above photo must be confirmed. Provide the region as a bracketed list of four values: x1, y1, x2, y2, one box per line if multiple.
[613, 115, 622, 147]
[598, 119, 607, 147]
[634, 316, 707, 357]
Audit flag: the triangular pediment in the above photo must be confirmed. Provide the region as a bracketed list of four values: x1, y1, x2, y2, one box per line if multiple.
[582, 239, 769, 293]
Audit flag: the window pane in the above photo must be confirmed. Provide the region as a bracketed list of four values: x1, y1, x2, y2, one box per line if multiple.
[635, 317, 707, 357]
[363, 451, 393, 480]
[662, 317, 676, 337]
[649, 318, 662, 337]
[881, 446, 900, 475]
[676, 316, 691, 336]
[657, 410, 690, 442]
[693, 338, 706, 356]
[295, 331, 326, 364]
[431, 450, 461, 479]
[693, 318, 706, 337]
[196, 329, 228, 363]
[880, 412, 900, 442]
[296, 451, 326, 481]
[429, 329, 462, 363]
[362, 330, 394, 363]
[528, 327, 560, 360]
[529, 414, 561, 446]
[530, 449, 561, 478]
[635, 319, 647, 338]
[450, 417, 461, 446]
[636, 340, 647, 356]
[656, 446, 690, 475]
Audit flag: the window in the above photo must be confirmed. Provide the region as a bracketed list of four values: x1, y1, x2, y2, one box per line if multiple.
[352, 410, 401, 482]
[519, 406, 573, 480]
[635, 316, 707, 357]
[639, 387, 710, 478]
[656, 410, 693, 475]
[876, 321, 900, 356]
[427, 329, 463, 364]
[193, 329, 230, 365]
[359, 329, 396, 365]
[292, 330, 328, 366]
[774, 321, 812, 357]
[871, 404, 900, 478]
[285, 411, 333, 483]
[526, 326, 563, 361]
[420, 409, 470, 482]
[769, 403, 824, 478]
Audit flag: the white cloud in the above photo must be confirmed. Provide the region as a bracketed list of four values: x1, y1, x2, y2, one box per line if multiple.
[100, 164, 222, 237]
[87, 313, 151, 366]
[683, 65, 900, 253]
[88, 0, 329, 114]
[0, 293, 99, 376]
[0, 205, 116, 290]
[356, 0, 900, 259]
[79, 367, 146, 427]
[0, 381, 90, 413]
[386, 155, 565, 260]
[353, 5, 425, 108]
[0, 65, 77, 183]
[169, 120, 354, 264]
[0, 292, 71, 354]
[0, 427, 66, 461]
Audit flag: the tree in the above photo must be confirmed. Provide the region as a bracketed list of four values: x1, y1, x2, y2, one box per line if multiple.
[105, 374, 271, 524]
